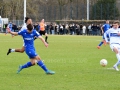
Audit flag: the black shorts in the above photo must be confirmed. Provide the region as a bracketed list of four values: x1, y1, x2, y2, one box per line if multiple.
[39, 31, 46, 35]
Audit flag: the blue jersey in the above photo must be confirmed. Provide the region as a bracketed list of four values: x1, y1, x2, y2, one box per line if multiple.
[102, 24, 110, 33]
[8, 23, 13, 31]
[18, 29, 40, 58]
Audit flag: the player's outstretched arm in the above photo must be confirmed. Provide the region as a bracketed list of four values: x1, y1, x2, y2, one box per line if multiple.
[38, 36, 48, 47]
[10, 32, 18, 36]
[7, 29, 18, 36]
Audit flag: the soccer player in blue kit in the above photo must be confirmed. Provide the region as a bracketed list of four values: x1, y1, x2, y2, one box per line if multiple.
[97, 20, 111, 49]
[7, 24, 55, 75]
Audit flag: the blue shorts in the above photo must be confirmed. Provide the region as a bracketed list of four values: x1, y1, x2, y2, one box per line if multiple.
[25, 49, 38, 59]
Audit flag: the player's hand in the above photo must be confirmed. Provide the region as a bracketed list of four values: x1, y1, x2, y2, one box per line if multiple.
[44, 42, 48, 47]
[118, 33, 120, 36]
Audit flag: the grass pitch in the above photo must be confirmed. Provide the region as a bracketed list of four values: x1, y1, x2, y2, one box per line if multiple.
[0, 34, 120, 90]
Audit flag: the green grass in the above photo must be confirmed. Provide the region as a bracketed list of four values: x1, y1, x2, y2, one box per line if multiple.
[0, 33, 120, 90]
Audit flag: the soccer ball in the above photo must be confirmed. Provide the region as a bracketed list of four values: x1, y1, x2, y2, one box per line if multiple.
[100, 59, 108, 67]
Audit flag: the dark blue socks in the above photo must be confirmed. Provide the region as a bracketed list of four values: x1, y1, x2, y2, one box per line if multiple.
[20, 60, 48, 72]
[21, 62, 33, 69]
[37, 60, 48, 72]
[98, 41, 103, 46]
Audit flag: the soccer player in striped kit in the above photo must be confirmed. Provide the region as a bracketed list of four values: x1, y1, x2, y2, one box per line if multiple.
[104, 21, 120, 71]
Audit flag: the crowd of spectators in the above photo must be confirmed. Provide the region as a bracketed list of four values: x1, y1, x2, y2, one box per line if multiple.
[2, 22, 106, 36]
[33, 23, 104, 35]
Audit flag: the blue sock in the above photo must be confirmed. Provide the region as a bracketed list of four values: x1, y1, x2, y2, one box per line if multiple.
[22, 62, 33, 69]
[37, 60, 48, 72]
[98, 42, 103, 46]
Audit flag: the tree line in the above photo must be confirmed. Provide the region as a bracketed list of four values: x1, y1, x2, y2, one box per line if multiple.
[0, 0, 119, 21]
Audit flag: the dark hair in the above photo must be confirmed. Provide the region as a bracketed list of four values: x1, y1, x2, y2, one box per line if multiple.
[25, 17, 30, 23]
[113, 21, 119, 24]
[27, 24, 33, 31]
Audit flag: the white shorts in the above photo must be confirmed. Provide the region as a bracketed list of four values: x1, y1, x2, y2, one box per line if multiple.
[23, 44, 24, 46]
[110, 44, 120, 51]
[23, 40, 25, 46]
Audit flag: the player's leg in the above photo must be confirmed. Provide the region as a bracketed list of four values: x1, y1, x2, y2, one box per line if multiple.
[15, 47, 25, 53]
[35, 55, 55, 74]
[10, 28, 14, 38]
[7, 46, 25, 55]
[97, 41, 104, 49]
[17, 50, 37, 74]
[110, 44, 120, 71]
[35, 55, 48, 72]
[45, 32, 48, 43]
[97, 35, 105, 49]
[41, 31, 48, 43]
[17, 58, 36, 74]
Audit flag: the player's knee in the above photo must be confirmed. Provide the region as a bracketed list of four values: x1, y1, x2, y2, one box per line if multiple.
[113, 48, 119, 54]
[20, 47, 25, 53]
[35, 55, 39, 58]
[31, 60, 36, 65]
[32, 63, 35, 65]
[36, 56, 41, 60]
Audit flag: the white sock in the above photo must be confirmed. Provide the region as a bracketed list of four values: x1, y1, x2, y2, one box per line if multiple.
[114, 54, 120, 67]
[11, 49, 15, 52]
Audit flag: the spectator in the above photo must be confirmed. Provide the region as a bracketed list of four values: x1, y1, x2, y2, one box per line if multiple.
[72, 23, 75, 35]
[50, 24, 54, 35]
[82, 25, 86, 35]
[12, 23, 18, 32]
[56, 24, 59, 35]
[54, 24, 57, 34]
[80, 24, 83, 35]
[86, 25, 89, 35]
[36, 23, 40, 32]
[91, 24, 97, 35]
[69, 24, 73, 35]
[63, 24, 65, 34]
[65, 24, 69, 34]
[46, 23, 49, 34]
[76, 24, 80, 35]
[97, 24, 101, 36]
[88, 24, 92, 35]
[60, 24, 63, 35]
